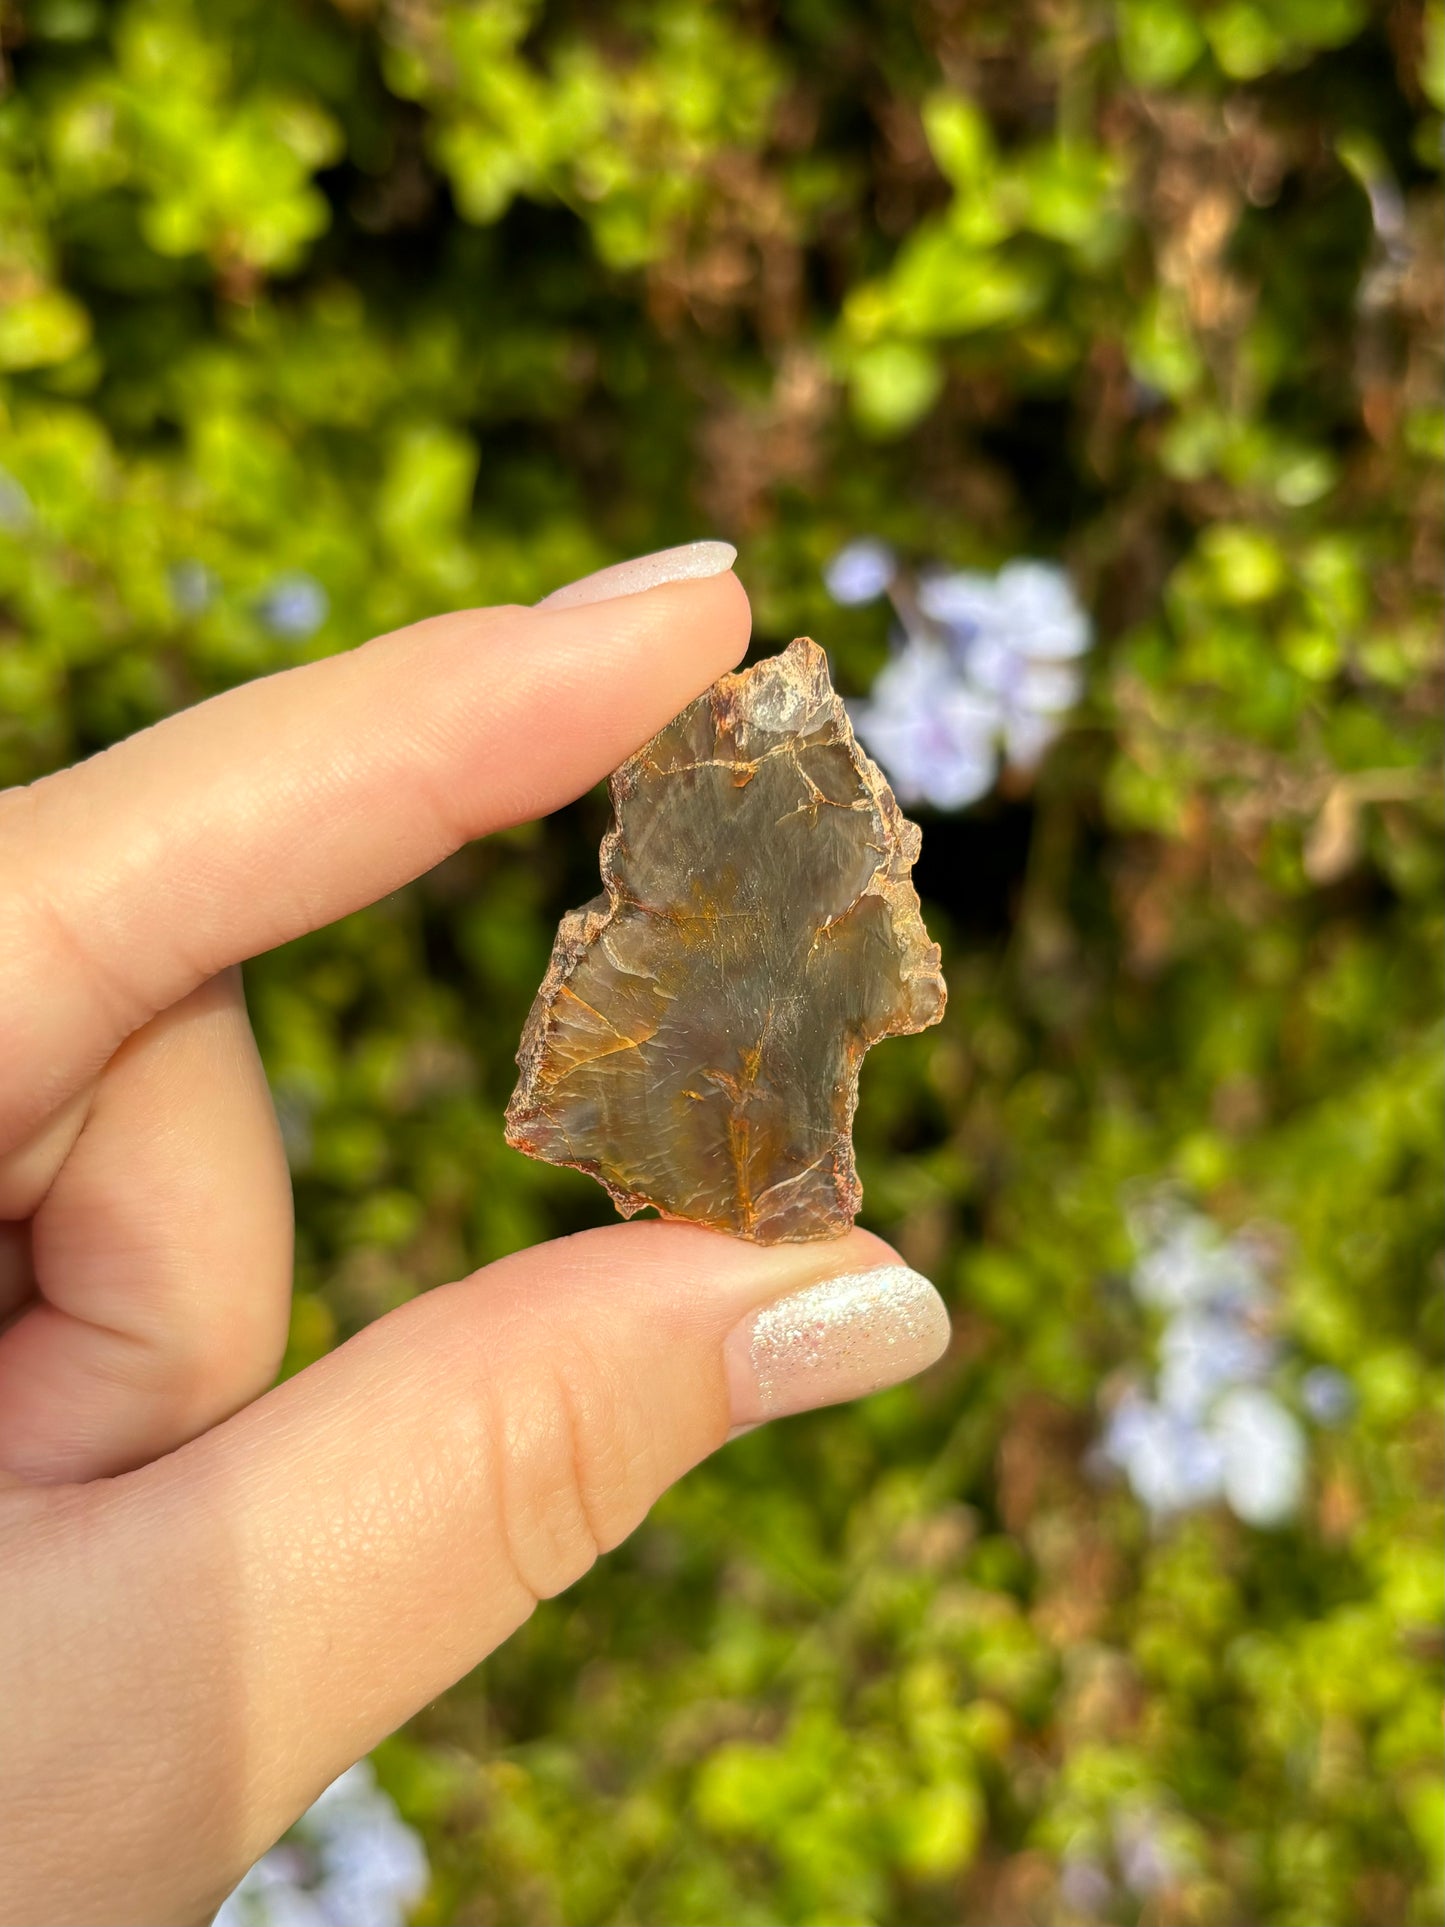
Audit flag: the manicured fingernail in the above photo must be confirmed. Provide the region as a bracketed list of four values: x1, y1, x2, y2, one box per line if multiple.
[724, 1265, 950, 1427]
[538, 540, 738, 609]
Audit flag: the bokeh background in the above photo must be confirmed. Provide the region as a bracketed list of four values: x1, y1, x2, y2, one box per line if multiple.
[3, 1, 1443, 1922]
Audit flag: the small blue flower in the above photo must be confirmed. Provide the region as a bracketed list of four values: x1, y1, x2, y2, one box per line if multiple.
[0, 469, 34, 533]
[966, 630, 1085, 772]
[1101, 1194, 1312, 1528]
[915, 559, 1091, 771]
[1131, 1216, 1264, 1316]
[1212, 1386, 1307, 1526]
[968, 633, 1083, 714]
[841, 552, 1092, 804]
[916, 567, 998, 658]
[1300, 1365, 1355, 1428]
[272, 1089, 314, 1171]
[1059, 1855, 1113, 1916]
[849, 640, 1001, 809]
[1158, 1307, 1275, 1420]
[1113, 1807, 1185, 1899]
[168, 559, 215, 617]
[258, 572, 330, 640]
[216, 1759, 427, 1927]
[1100, 1390, 1225, 1516]
[823, 537, 897, 606]
[920, 558, 1090, 661]
[991, 560, 1092, 660]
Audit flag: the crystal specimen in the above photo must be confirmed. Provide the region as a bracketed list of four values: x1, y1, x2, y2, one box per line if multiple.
[504, 638, 946, 1242]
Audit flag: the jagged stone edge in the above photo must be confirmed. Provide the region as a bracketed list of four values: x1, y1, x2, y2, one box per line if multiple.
[503, 637, 947, 1240]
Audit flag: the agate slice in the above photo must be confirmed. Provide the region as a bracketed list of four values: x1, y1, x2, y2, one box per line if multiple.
[504, 638, 946, 1243]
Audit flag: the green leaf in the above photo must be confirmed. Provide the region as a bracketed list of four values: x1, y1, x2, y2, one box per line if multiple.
[0, 287, 91, 370]
[1423, 1, 1445, 110]
[922, 92, 994, 185]
[880, 225, 1050, 336]
[1197, 524, 1288, 603]
[378, 423, 480, 549]
[1204, 2, 1286, 79]
[1117, 0, 1208, 88]
[892, 1780, 984, 1881]
[846, 340, 944, 436]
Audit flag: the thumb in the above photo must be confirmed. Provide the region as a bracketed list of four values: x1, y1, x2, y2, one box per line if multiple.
[13, 1223, 947, 1925]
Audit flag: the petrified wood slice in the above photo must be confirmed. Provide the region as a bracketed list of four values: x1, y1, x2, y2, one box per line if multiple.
[504, 638, 946, 1242]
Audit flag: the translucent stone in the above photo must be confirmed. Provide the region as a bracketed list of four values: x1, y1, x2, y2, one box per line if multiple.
[505, 639, 946, 1242]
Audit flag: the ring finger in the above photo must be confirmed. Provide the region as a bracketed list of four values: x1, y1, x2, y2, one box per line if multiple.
[0, 968, 293, 1483]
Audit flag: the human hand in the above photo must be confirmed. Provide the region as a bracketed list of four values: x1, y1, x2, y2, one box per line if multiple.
[0, 545, 949, 1926]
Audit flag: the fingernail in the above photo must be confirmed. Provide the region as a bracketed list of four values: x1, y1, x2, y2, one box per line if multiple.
[538, 540, 737, 610]
[724, 1265, 950, 1428]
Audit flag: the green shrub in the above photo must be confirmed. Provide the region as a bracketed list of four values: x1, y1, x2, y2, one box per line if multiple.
[4, 1, 1440, 1920]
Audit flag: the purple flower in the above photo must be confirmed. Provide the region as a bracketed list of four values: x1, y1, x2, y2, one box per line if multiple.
[258, 572, 330, 640]
[849, 640, 1000, 809]
[823, 537, 897, 606]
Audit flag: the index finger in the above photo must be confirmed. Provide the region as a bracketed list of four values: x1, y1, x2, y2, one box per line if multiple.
[0, 563, 750, 1149]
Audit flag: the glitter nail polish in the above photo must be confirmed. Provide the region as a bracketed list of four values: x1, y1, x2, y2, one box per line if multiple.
[723, 1265, 949, 1426]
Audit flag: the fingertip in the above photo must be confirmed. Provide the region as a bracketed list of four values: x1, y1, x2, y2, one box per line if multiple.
[528, 561, 752, 678]
[347, 569, 754, 839]
[701, 564, 754, 669]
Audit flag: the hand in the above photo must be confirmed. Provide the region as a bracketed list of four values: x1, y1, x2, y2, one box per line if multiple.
[0, 547, 949, 1927]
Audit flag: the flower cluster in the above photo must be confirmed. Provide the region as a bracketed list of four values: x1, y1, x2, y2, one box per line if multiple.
[1059, 1803, 1196, 1921]
[215, 1759, 428, 1927]
[1096, 1196, 1349, 1528]
[823, 538, 1092, 809]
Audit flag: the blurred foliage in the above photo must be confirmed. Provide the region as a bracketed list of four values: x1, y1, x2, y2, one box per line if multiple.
[3, 0, 1442, 1922]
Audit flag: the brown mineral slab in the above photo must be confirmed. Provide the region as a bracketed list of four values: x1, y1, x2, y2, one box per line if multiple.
[504, 638, 947, 1243]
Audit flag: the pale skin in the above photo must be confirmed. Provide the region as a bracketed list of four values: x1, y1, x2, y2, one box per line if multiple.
[0, 568, 932, 1926]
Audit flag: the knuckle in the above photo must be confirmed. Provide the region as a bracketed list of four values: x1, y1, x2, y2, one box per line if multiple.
[0, 780, 145, 1044]
[101, 1264, 291, 1451]
[487, 1337, 649, 1605]
[178, 1298, 289, 1427]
